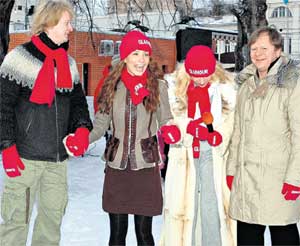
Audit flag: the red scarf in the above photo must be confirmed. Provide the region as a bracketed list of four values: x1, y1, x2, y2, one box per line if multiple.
[187, 81, 212, 158]
[121, 68, 149, 105]
[30, 35, 72, 107]
[187, 81, 211, 119]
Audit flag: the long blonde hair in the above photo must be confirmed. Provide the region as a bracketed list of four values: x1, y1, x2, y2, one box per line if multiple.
[31, 0, 74, 35]
[174, 62, 233, 112]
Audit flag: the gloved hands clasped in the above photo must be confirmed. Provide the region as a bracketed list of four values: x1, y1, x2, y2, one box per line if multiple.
[2, 145, 25, 177]
[187, 113, 222, 147]
[187, 118, 208, 141]
[63, 127, 89, 156]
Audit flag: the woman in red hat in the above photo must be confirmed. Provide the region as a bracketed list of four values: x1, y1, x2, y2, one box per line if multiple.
[89, 30, 180, 245]
[160, 45, 237, 246]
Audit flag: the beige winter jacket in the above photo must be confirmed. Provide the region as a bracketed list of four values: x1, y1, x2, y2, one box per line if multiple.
[227, 56, 300, 225]
[89, 79, 173, 170]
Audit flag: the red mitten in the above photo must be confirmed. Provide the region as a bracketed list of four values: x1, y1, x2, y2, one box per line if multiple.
[281, 182, 300, 200]
[226, 175, 234, 191]
[207, 130, 222, 147]
[160, 125, 181, 144]
[64, 127, 90, 156]
[2, 145, 25, 178]
[187, 120, 209, 141]
[131, 84, 149, 105]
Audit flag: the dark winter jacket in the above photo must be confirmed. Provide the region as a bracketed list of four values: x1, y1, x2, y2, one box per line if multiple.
[0, 33, 92, 162]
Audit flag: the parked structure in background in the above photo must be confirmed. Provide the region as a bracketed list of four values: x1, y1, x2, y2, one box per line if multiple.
[176, 27, 237, 69]
[267, 0, 300, 60]
[9, 0, 36, 31]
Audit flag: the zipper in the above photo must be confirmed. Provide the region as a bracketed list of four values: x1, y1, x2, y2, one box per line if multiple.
[55, 95, 60, 162]
[25, 108, 34, 134]
[128, 99, 132, 158]
[25, 118, 33, 134]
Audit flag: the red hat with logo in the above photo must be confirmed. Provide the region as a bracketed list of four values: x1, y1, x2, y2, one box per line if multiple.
[119, 30, 152, 60]
[184, 45, 216, 77]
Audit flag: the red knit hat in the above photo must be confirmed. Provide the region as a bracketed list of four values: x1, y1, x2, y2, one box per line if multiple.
[119, 30, 152, 60]
[184, 45, 216, 77]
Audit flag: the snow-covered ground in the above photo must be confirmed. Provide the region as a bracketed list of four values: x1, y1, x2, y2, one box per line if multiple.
[0, 97, 281, 245]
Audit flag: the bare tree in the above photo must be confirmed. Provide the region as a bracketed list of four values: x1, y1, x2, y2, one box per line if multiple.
[0, 0, 15, 66]
[71, 0, 99, 49]
[0, 0, 268, 71]
[230, 0, 268, 71]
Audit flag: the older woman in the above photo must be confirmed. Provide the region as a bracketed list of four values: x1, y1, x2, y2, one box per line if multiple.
[226, 26, 300, 245]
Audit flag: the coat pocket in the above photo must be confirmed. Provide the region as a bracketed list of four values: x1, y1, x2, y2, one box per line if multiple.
[104, 136, 120, 162]
[140, 135, 160, 163]
[1, 185, 27, 224]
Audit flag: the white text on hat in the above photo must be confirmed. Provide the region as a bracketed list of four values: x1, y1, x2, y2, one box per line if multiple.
[138, 39, 151, 47]
[189, 69, 209, 75]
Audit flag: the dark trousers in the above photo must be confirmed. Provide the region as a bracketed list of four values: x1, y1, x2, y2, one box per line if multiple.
[108, 213, 154, 246]
[237, 220, 300, 246]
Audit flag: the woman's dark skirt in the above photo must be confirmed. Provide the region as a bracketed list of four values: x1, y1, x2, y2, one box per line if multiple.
[102, 163, 163, 216]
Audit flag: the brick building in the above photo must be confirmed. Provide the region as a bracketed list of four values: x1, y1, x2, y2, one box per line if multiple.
[8, 31, 176, 96]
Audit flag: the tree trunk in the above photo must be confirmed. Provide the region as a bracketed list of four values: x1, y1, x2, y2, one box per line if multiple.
[231, 0, 268, 71]
[0, 0, 15, 66]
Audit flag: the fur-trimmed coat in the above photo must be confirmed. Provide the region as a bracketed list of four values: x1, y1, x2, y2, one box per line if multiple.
[227, 56, 300, 225]
[160, 78, 237, 246]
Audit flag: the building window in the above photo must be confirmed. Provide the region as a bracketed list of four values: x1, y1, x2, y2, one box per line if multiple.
[230, 42, 236, 52]
[225, 40, 230, 53]
[219, 40, 225, 54]
[162, 65, 168, 73]
[114, 41, 121, 55]
[17, 5, 23, 11]
[99, 40, 114, 56]
[14, 22, 25, 31]
[271, 6, 292, 18]
[288, 37, 292, 54]
[145, 1, 152, 11]
[216, 40, 220, 54]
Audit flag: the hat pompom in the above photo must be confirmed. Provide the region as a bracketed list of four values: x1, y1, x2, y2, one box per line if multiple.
[184, 45, 216, 78]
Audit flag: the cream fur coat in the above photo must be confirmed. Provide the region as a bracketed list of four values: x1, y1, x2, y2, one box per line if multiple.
[160, 78, 237, 246]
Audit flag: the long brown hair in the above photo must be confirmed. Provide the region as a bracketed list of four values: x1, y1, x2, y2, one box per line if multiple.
[98, 59, 163, 114]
